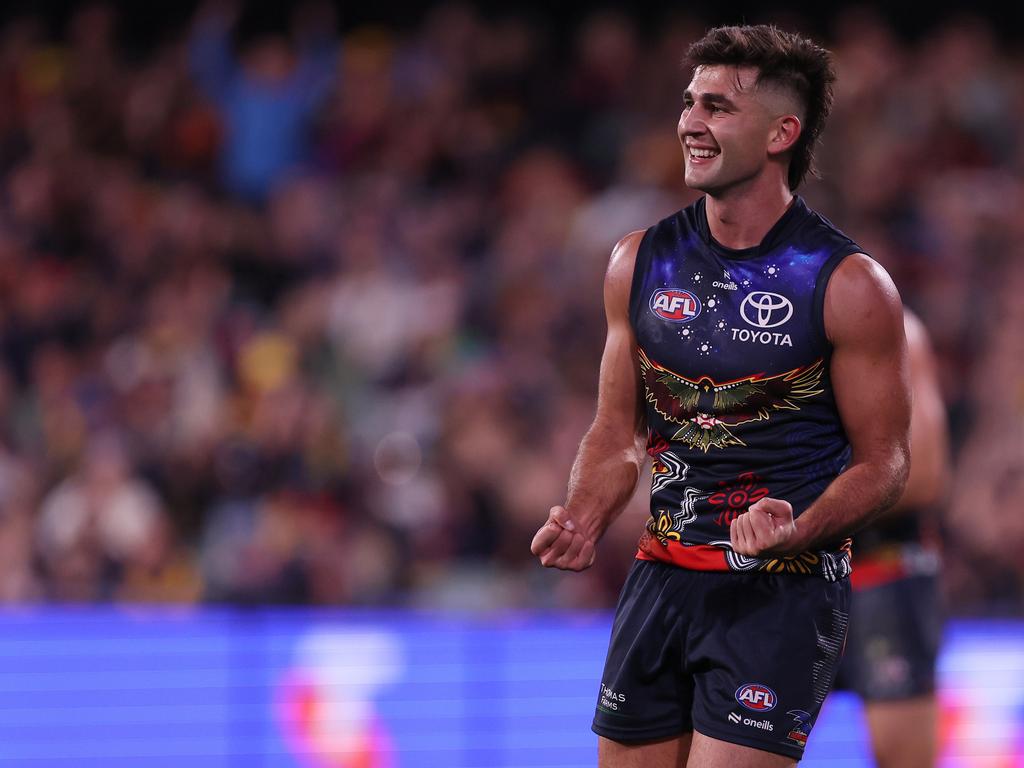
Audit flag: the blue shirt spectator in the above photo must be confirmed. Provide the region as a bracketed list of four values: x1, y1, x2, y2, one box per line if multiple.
[188, 9, 337, 202]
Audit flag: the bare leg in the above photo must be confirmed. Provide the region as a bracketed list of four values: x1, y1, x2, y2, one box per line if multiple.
[599, 733, 693, 768]
[685, 730, 796, 768]
[864, 696, 937, 768]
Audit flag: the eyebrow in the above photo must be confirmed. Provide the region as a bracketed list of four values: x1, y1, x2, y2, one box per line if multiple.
[683, 91, 739, 109]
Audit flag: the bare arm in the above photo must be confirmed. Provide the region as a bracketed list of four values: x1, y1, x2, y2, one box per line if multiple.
[731, 253, 911, 556]
[530, 231, 648, 570]
[892, 310, 949, 511]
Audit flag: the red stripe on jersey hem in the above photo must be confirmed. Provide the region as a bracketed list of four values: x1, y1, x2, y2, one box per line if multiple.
[636, 543, 729, 570]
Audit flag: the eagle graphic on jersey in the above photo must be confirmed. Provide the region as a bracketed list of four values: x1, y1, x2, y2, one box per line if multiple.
[638, 348, 825, 451]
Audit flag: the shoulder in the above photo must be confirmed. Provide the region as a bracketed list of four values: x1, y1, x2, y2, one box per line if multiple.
[604, 230, 646, 315]
[606, 230, 645, 279]
[824, 253, 904, 345]
[827, 253, 899, 299]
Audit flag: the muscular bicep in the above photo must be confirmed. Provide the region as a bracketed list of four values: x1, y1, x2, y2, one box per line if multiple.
[594, 231, 647, 447]
[825, 254, 911, 477]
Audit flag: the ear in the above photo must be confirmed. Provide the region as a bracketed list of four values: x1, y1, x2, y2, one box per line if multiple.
[766, 115, 802, 157]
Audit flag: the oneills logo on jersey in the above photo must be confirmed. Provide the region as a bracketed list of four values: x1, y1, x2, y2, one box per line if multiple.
[638, 348, 825, 452]
[650, 289, 702, 322]
[713, 269, 738, 291]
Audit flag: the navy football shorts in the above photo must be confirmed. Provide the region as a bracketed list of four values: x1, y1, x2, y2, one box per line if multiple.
[832, 573, 940, 701]
[592, 559, 851, 759]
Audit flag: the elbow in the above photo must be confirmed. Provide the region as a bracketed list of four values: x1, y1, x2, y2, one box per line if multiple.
[632, 430, 649, 470]
[864, 440, 910, 515]
[583, 414, 647, 478]
[887, 442, 912, 508]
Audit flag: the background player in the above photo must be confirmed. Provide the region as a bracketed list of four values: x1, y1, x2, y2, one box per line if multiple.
[832, 309, 949, 768]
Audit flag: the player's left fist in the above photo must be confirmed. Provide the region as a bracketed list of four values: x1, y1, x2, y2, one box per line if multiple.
[730, 497, 797, 557]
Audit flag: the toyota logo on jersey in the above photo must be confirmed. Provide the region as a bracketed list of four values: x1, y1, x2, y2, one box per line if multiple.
[735, 683, 778, 712]
[740, 291, 793, 329]
[650, 289, 702, 323]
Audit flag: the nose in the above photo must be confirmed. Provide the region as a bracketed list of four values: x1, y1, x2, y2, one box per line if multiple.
[679, 107, 707, 139]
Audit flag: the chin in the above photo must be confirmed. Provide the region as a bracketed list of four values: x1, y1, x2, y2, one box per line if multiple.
[683, 174, 715, 194]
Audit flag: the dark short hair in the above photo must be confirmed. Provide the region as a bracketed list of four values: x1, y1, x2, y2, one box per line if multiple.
[685, 25, 836, 191]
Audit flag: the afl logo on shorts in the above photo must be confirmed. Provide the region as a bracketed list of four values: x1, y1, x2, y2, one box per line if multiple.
[650, 289, 702, 323]
[735, 683, 777, 712]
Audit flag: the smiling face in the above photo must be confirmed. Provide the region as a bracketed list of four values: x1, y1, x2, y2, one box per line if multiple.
[678, 65, 800, 196]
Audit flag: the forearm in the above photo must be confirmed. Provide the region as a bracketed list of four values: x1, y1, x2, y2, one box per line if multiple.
[532, 230, 644, 571]
[565, 420, 645, 542]
[788, 453, 909, 553]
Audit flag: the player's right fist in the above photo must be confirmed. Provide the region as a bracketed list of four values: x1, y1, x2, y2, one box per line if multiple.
[530, 506, 596, 571]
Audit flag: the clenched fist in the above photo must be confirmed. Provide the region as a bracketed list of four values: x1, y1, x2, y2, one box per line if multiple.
[730, 497, 799, 557]
[530, 506, 596, 571]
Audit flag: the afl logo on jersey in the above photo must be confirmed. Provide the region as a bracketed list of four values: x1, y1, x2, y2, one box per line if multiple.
[740, 291, 793, 329]
[651, 290, 702, 323]
[735, 683, 778, 712]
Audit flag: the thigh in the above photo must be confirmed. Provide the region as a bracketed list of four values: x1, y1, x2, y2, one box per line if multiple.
[686, 730, 795, 768]
[599, 733, 693, 768]
[686, 573, 851, 761]
[592, 560, 696, 744]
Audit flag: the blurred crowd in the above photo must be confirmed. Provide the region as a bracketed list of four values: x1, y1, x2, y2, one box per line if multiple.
[0, 2, 1021, 612]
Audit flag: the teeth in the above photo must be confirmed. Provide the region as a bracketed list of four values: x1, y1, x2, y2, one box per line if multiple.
[690, 148, 719, 159]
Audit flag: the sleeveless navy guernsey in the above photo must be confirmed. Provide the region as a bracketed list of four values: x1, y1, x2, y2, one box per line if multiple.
[629, 195, 863, 581]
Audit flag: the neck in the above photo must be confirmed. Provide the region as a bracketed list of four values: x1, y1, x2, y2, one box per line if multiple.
[704, 178, 794, 250]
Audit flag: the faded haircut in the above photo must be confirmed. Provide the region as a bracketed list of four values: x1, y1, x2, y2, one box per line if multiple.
[685, 24, 836, 190]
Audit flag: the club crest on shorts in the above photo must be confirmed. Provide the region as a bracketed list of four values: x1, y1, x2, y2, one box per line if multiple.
[786, 709, 813, 747]
[650, 289, 702, 323]
[735, 683, 777, 712]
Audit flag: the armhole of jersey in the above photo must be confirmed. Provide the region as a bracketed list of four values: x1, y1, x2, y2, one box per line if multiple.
[628, 226, 657, 330]
[812, 244, 864, 352]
